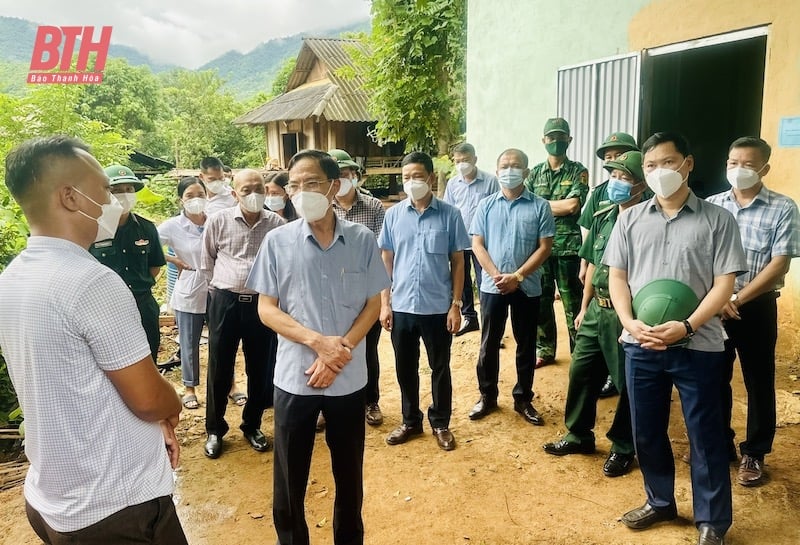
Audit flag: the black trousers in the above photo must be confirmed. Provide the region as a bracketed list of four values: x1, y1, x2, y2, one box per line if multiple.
[273, 387, 365, 545]
[460, 250, 482, 322]
[134, 291, 160, 362]
[364, 320, 382, 404]
[476, 290, 539, 403]
[721, 292, 778, 459]
[206, 289, 276, 436]
[26, 496, 187, 545]
[390, 312, 452, 429]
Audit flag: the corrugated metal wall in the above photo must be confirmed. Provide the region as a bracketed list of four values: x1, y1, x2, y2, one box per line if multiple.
[557, 53, 640, 189]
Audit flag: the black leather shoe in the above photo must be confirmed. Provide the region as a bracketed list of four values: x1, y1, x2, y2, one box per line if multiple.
[243, 429, 272, 452]
[697, 524, 725, 545]
[432, 427, 456, 451]
[513, 401, 544, 426]
[598, 375, 618, 398]
[386, 423, 424, 445]
[621, 502, 677, 529]
[455, 318, 479, 337]
[204, 434, 222, 459]
[543, 438, 595, 456]
[468, 396, 497, 420]
[603, 452, 635, 477]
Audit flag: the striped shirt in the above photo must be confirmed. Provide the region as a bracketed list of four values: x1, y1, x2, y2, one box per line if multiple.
[0, 237, 173, 532]
[332, 191, 385, 238]
[707, 186, 800, 291]
[201, 205, 285, 294]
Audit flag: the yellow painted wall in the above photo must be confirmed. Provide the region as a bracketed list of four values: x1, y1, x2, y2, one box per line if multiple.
[630, 0, 800, 326]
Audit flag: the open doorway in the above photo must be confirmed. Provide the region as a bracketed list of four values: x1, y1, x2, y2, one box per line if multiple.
[640, 29, 767, 198]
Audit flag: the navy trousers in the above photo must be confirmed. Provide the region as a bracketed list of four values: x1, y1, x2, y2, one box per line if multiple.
[624, 344, 732, 535]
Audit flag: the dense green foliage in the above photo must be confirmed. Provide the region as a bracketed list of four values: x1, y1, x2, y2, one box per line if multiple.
[350, 0, 466, 155]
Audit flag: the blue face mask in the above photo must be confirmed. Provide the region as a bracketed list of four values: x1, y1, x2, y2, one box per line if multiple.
[607, 177, 634, 204]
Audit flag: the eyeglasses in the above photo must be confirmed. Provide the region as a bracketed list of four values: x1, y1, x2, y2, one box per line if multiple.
[285, 179, 330, 195]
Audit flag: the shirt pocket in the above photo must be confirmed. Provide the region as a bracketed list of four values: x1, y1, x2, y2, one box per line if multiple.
[742, 225, 771, 254]
[424, 230, 449, 255]
[341, 271, 366, 310]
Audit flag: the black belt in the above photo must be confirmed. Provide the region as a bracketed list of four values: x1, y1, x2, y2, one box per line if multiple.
[595, 295, 613, 309]
[215, 288, 256, 303]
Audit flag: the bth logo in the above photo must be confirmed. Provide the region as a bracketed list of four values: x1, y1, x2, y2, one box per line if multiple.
[28, 26, 112, 85]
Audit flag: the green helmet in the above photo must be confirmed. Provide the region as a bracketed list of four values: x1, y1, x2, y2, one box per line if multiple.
[595, 132, 638, 159]
[104, 164, 144, 191]
[603, 150, 644, 182]
[632, 279, 699, 326]
[327, 148, 359, 171]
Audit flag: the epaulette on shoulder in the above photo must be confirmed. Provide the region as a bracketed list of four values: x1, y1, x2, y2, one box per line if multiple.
[593, 203, 617, 218]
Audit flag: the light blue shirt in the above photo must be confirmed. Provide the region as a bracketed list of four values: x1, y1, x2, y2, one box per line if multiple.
[246, 217, 390, 396]
[443, 168, 500, 231]
[378, 196, 471, 315]
[470, 188, 555, 297]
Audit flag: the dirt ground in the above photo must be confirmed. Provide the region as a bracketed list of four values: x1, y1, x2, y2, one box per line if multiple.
[2, 301, 800, 545]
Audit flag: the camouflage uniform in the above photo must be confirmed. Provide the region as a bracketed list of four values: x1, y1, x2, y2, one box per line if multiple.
[562, 202, 633, 453]
[525, 158, 589, 360]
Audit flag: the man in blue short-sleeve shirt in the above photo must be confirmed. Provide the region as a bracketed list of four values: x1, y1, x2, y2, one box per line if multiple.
[467, 148, 554, 426]
[378, 151, 471, 451]
[247, 149, 389, 545]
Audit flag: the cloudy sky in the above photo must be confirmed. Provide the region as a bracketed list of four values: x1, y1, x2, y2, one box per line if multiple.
[0, 0, 371, 68]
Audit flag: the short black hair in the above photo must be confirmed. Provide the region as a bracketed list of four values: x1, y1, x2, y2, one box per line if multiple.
[641, 132, 691, 158]
[452, 142, 476, 156]
[5, 135, 89, 203]
[496, 148, 529, 168]
[287, 149, 340, 180]
[729, 136, 771, 163]
[222, 165, 232, 174]
[401, 151, 434, 174]
[177, 176, 206, 198]
[200, 156, 224, 172]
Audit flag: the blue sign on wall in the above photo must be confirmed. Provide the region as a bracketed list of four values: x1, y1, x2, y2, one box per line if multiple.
[779, 117, 800, 147]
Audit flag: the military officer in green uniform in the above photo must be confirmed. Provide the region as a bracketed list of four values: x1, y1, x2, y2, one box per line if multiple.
[542, 151, 649, 477]
[525, 117, 589, 366]
[90, 165, 166, 361]
[579, 132, 639, 397]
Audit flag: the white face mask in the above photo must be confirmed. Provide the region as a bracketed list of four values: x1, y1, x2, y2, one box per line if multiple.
[456, 162, 474, 176]
[497, 168, 524, 189]
[114, 192, 137, 214]
[205, 180, 226, 195]
[645, 160, 686, 199]
[183, 197, 207, 215]
[336, 177, 354, 197]
[292, 190, 330, 222]
[240, 192, 266, 213]
[266, 195, 286, 211]
[726, 166, 762, 190]
[74, 187, 124, 242]
[403, 180, 430, 201]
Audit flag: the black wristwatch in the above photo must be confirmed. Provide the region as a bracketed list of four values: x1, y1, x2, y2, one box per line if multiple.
[682, 319, 695, 338]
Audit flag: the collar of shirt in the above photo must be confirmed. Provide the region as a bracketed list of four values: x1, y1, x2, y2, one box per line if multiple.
[647, 190, 700, 215]
[457, 168, 487, 185]
[300, 214, 346, 250]
[233, 203, 267, 228]
[332, 191, 364, 212]
[495, 187, 534, 203]
[404, 194, 440, 213]
[27, 235, 90, 257]
[721, 184, 772, 208]
[178, 211, 205, 232]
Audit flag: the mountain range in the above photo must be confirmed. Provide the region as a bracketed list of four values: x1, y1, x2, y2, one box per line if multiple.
[0, 16, 370, 98]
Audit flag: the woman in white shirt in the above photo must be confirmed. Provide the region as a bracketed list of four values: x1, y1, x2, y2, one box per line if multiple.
[158, 177, 209, 409]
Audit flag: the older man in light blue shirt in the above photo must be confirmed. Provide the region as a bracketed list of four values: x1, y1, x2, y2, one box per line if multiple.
[443, 142, 500, 334]
[379, 151, 471, 451]
[468, 148, 554, 426]
[247, 149, 389, 545]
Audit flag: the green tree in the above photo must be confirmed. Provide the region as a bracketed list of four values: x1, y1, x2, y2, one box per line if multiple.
[77, 58, 164, 150]
[349, 0, 466, 157]
[158, 69, 263, 168]
[270, 56, 297, 97]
